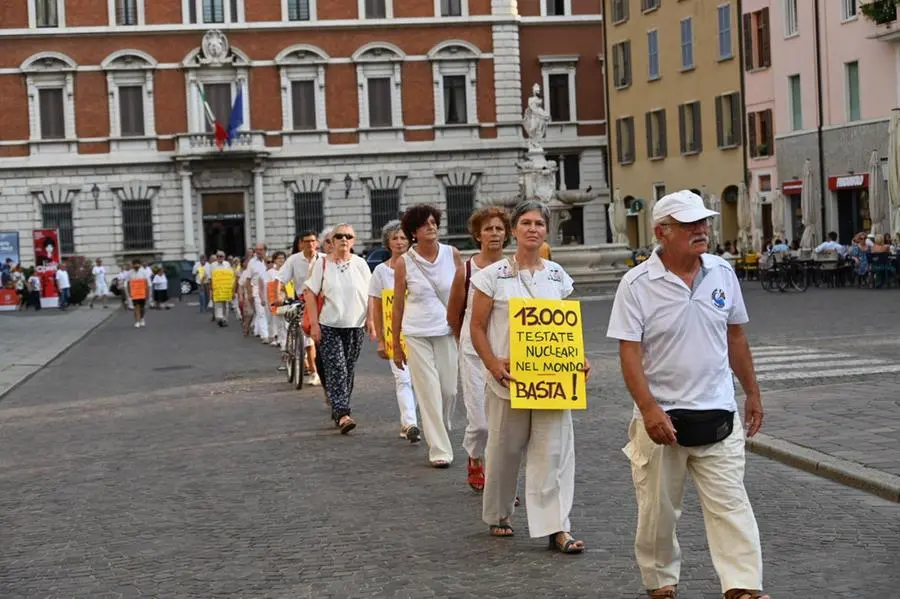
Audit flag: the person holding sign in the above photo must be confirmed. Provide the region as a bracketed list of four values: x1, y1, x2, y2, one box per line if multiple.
[304, 224, 372, 434]
[446, 206, 511, 492]
[366, 220, 420, 443]
[607, 190, 769, 599]
[392, 204, 462, 468]
[469, 199, 587, 554]
[209, 251, 236, 327]
[127, 259, 151, 328]
[276, 231, 324, 384]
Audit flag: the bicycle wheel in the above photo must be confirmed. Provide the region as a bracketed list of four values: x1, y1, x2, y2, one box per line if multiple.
[292, 324, 304, 390]
[760, 270, 776, 292]
[776, 270, 789, 292]
[791, 267, 809, 292]
[285, 325, 297, 385]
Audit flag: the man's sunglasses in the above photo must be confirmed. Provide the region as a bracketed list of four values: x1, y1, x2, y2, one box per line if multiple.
[333, 233, 354, 240]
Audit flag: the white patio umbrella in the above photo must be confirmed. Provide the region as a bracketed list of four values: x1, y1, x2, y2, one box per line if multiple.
[889, 109, 900, 236]
[736, 181, 752, 251]
[702, 187, 721, 249]
[867, 150, 888, 235]
[771, 189, 786, 242]
[750, 191, 763, 252]
[799, 158, 819, 249]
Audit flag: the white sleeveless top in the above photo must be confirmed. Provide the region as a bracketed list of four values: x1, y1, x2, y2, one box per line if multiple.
[459, 258, 483, 356]
[402, 243, 455, 337]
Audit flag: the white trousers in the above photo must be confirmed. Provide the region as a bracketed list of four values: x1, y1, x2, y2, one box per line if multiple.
[481, 387, 574, 538]
[404, 334, 458, 463]
[623, 415, 764, 593]
[459, 351, 488, 459]
[272, 314, 286, 348]
[213, 301, 230, 321]
[231, 297, 241, 320]
[389, 360, 417, 428]
[252, 291, 269, 339]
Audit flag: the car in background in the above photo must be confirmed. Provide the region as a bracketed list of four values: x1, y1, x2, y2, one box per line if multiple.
[162, 259, 197, 296]
[364, 246, 390, 272]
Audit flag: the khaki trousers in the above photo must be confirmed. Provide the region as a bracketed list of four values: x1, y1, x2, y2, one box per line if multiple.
[481, 387, 575, 538]
[404, 335, 458, 463]
[623, 415, 764, 593]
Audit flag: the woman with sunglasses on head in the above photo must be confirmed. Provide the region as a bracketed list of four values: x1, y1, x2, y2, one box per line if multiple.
[392, 204, 462, 468]
[304, 224, 372, 434]
[469, 199, 589, 553]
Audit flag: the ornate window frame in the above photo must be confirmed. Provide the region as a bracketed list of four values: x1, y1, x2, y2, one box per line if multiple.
[539, 55, 579, 124]
[110, 183, 162, 253]
[101, 50, 157, 152]
[21, 52, 77, 154]
[182, 35, 251, 135]
[28, 0, 66, 28]
[352, 43, 405, 142]
[428, 40, 480, 139]
[275, 44, 328, 146]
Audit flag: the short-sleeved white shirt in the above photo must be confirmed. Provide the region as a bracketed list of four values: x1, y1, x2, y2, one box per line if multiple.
[305, 254, 372, 329]
[606, 251, 749, 416]
[92, 266, 107, 289]
[278, 251, 323, 290]
[368, 261, 394, 299]
[470, 258, 574, 399]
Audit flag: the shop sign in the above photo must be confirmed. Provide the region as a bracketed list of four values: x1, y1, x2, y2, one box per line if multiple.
[782, 180, 803, 195]
[828, 173, 868, 191]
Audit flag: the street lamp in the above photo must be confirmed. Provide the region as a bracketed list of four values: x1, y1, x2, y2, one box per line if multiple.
[343, 174, 352, 198]
[91, 183, 100, 208]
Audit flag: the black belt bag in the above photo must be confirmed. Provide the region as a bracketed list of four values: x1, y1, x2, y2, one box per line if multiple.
[666, 409, 735, 447]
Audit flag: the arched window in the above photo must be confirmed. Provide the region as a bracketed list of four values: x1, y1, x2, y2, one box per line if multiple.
[275, 45, 329, 142]
[427, 41, 481, 134]
[21, 52, 77, 152]
[353, 43, 405, 140]
[102, 51, 158, 150]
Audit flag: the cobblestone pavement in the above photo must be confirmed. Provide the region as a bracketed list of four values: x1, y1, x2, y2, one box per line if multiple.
[0, 306, 118, 399]
[1, 292, 898, 597]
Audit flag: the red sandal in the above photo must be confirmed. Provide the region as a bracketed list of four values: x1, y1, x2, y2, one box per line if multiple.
[467, 458, 485, 492]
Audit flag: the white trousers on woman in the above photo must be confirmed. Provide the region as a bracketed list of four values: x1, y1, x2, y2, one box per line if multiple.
[623, 415, 763, 593]
[389, 360, 417, 428]
[404, 334, 457, 463]
[459, 351, 488, 460]
[252, 289, 269, 339]
[481, 386, 575, 539]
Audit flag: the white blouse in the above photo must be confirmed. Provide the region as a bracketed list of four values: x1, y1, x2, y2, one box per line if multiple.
[402, 244, 456, 337]
[305, 254, 372, 329]
[470, 258, 574, 399]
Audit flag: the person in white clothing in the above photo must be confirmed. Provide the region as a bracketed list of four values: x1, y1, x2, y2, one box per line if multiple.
[607, 190, 769, 599]
[366, 220, 420, 443]
[248, 243, 270, 343]
[447, 206, 510, 492]
[89, 258, 110, 309]
[192, 255, 210, 314]
[392, 204, 462, 468]
[127, 259, 152, 327]
[151, 267, 170, 309]
[304, 224, 372, 434]
[469, 199, 587, 554]
[267, 251, 286, 346]
[55, 263, 71, 310]
[276, 231, 324, 384]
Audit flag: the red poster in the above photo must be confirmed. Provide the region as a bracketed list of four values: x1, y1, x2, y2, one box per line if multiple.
[0, 288, 17, 311]
[32, 229, 60, 306]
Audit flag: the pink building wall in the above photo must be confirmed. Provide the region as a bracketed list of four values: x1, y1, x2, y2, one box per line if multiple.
[769, 0, 819, 135]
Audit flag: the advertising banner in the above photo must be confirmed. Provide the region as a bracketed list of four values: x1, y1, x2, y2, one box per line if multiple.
[0, 289, 17, 311]
[0, 232, 20, 266]
[32, 229, 60, 308]
[508, 298, 587, 410]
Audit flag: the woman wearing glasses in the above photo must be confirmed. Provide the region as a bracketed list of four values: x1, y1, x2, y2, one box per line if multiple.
[304, 224, 372, 434]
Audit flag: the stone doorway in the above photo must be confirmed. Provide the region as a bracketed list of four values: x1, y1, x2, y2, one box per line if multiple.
[202, 193, 246, 258]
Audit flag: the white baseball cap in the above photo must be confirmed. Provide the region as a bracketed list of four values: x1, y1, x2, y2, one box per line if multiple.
[653, 190, 719, 224]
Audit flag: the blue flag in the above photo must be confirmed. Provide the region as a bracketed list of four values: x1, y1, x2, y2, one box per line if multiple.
[226, 87, 244, 146]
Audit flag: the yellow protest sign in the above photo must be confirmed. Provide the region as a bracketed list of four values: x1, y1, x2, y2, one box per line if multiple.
[508, 298, 587, 410]
[381, 289, 407, 360]
[211, 268, 236, 302]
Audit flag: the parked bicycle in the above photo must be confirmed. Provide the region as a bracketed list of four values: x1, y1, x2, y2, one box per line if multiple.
[276, 298, 306, 389]
[760, 254, 808, 293]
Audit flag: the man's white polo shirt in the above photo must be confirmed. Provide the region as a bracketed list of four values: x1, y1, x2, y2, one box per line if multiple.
[606, 250, 748, 417]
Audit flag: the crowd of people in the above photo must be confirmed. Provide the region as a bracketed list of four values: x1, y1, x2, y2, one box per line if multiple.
[183, 192, 771, 599]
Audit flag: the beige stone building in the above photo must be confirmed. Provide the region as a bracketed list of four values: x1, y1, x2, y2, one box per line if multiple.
[605, 0, 746, 248]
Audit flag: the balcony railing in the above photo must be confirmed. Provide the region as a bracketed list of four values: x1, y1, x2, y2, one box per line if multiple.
[175, 131, 266, 156]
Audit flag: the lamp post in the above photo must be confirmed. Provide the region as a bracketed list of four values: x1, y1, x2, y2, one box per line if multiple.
[91, 184, 100, 209]
[343, 174, 352, 198]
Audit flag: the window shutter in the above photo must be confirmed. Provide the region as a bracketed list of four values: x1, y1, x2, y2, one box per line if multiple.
[616, 119, 623, 163]
[693, 102, 702, 152]
[612, 45, 622, 86]
[760, 8, 771, 67]
[715, 96, 724, 147]
[748, 112, 758, 157]
[743, 13, 754, 70]
[678, 104, 686, 154]
[763, 109, 773, 148]
[658, 110, 667, 158]
[731, 92, 742, 145]
[626, 118, 634, 161]
[645, 112, 653, 159]
[624, 41, 632, 85]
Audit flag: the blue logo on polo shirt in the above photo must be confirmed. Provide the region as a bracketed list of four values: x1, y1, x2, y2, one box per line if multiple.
[711, 289, 726, 309]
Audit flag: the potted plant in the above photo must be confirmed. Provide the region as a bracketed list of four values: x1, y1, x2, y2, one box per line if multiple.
[861, 0, 898, 25]
[756, 143, 769, 156]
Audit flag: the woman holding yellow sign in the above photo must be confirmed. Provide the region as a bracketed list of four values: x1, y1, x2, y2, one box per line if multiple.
[469, 199, 589, 554]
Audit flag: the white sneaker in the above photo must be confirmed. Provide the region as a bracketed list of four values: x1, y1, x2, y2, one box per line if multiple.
[134, 322, 141, 328]
[306, 372, 321, 386]
[269, 339, 279, 346]
[261, 337, 269, 344]
[139, 319, 146, 327]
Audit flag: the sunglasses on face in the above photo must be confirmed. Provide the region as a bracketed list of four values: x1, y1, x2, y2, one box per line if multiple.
[333, 233, 354, 240]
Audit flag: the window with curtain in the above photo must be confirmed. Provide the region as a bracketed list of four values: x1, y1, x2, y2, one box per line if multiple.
[118, 86, 146, 137]
[288, 0, 310, 20]
[203, 83, 232, 133]
[441, 0, 462, 16]
[38, 88, 65, 140]
[547, 74, 570, 122]
[365, 0, 386, 18]
[291, 81, 317, 130]
[116, 0, 138, 25]
[718, 4, 733, 59]
[443, 75, 467, 124]
[203, 0, 225, 23]
[367, 78, 392, 127]
[35, 0, 59, 27]
[680, 18, 694, 69]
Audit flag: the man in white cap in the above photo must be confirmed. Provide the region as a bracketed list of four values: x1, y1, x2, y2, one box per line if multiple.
[607, 190, 769, 599]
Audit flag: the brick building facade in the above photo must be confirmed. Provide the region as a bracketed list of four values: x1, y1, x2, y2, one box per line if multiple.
[0, 0, 608, 267]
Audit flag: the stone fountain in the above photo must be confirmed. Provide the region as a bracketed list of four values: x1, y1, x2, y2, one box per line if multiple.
[478, 84, 631, 286]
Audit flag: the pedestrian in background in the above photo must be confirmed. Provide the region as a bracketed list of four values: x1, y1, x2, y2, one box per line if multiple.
[128, 259, 150, 328]
[151, 267, 170, 309]
[89, 258, 109, 309]
[193, 255, 210, 314]
[209, 251, 235, 327]
[607, 190, 769, 599]
[392, 204, 461, 468]
[55, 262, 71, 310]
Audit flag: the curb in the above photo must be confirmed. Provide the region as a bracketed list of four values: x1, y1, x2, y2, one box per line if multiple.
[746, 433, 900, 503]
[0, 307, 119, 402]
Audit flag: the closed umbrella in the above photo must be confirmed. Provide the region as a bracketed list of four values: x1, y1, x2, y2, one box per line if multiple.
[750, 191, 763, 252]
[799, 158, 818, 249]
[771, 189, 786, 242]
[867, 150, 888, 235]
[702, 188, 721, 249]
[889, 109, 900, 235]
[736, 181, 751, 251]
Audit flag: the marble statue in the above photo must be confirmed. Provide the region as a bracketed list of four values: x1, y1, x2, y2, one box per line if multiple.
[522, 83, 549, 150]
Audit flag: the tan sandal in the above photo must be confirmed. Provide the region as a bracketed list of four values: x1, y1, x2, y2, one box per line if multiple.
[724, 591, 769, 599]
[647, 586, 677, 598]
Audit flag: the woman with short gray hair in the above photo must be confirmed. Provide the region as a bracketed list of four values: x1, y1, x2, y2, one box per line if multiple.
[367, 220, 420, 443]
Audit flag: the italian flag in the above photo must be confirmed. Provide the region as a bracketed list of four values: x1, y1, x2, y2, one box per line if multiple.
[197, 84, 227, 150]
